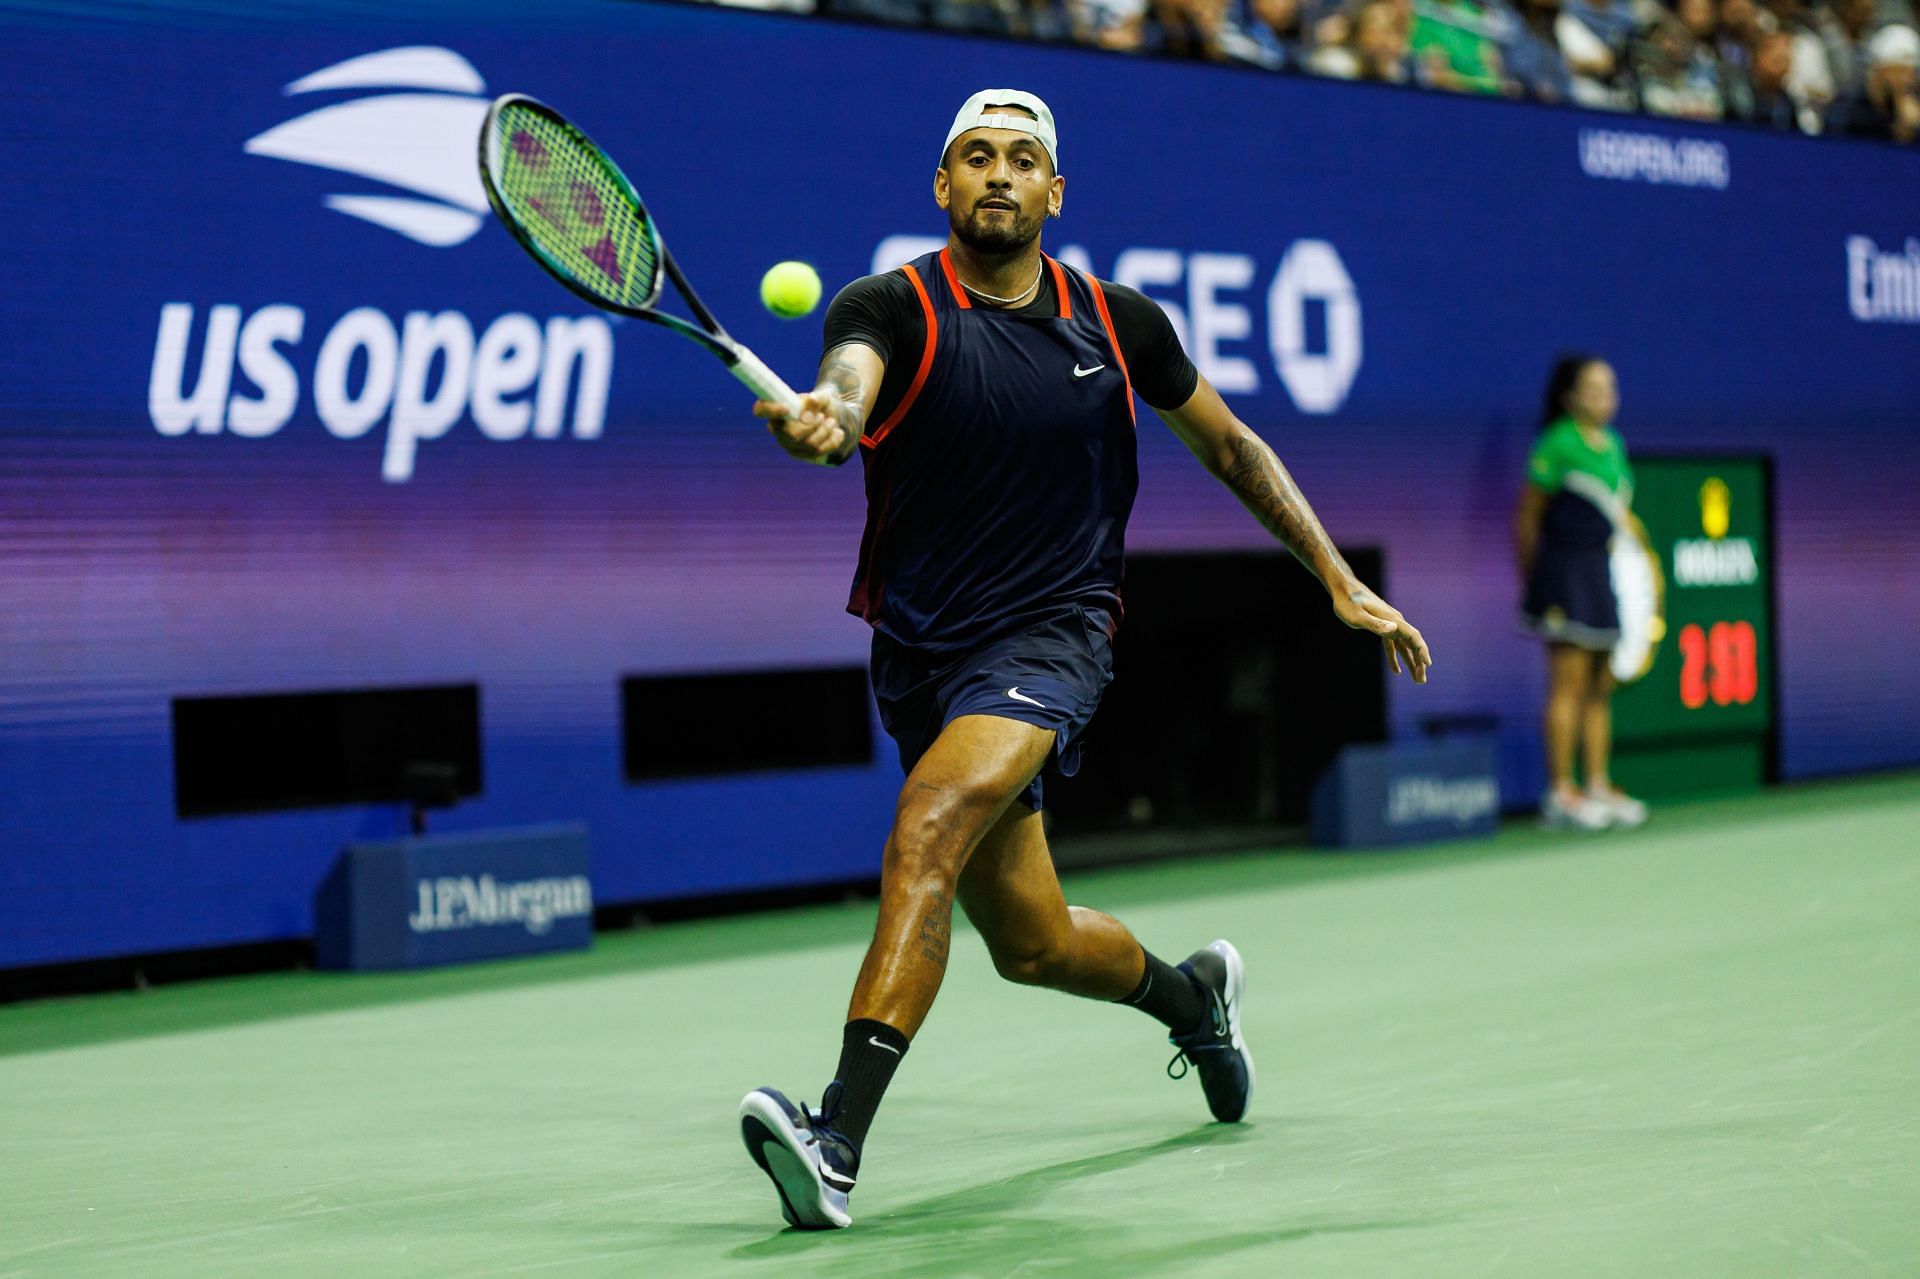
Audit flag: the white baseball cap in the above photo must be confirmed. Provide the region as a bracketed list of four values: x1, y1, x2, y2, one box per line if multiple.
[1868, 24, 1919, 67]
[942, 90, 1059, 172]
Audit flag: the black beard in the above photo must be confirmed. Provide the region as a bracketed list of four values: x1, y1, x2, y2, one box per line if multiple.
[950, 202, 1043, 254]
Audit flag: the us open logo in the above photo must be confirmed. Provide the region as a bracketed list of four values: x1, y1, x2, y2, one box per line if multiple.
[242, 45, 496, 246]
[146, 47, 615, 482]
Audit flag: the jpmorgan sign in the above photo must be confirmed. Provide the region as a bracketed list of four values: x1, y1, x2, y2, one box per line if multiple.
[408, 873, 593, 937]
[1310, 741, 1501, 848]
[1386, 775, 1500, 827]
[315, 825, 593, 970]
[873, 237, 1364, 413]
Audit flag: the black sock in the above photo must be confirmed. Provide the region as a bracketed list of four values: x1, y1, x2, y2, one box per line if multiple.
[829, 1018, 909, 1155]
[1119, 949, 1208, 1035]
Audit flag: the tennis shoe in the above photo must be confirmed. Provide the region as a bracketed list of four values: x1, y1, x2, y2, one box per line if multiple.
[1542, 788, 1612, 831]
[1167, 939, 1254, 1123]
[1588, 785, 1649, 828]
[739, 1083, 857, 1229]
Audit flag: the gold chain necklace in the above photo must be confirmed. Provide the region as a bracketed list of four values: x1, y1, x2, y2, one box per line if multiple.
[958, 260, 1044, 307]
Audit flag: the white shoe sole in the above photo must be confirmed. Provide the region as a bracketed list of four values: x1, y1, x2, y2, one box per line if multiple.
[739, 1090, 852, 1230]
[1541, 801, 1612, 832]
[1543, 817, 1612, 832]
[1209, 938, 1255, 1117]
[1597, 800, 1649, 828]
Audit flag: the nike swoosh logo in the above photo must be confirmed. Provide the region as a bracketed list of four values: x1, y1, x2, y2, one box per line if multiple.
[868, 1036, 901, 1056]
[1073, 363, 1105, 378]
[1006, 687, 1047, 708]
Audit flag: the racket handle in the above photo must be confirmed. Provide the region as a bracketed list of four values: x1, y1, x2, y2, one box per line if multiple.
[729, 347, 802, 414]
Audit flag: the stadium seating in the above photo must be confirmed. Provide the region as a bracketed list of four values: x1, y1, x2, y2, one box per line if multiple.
[708, 0, 1920, 140]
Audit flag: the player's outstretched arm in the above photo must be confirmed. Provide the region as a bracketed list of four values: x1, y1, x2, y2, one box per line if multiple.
[1157, 376, 1433, 684]
[752, 342, 885, 468]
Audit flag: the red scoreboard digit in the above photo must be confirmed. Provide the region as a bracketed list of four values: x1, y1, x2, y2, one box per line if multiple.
[1678, 620, 1759, 710]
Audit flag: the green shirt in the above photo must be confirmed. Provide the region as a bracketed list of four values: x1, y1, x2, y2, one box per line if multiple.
[1528, 416, 1633, 507]
[1410, 0, 1506, 94]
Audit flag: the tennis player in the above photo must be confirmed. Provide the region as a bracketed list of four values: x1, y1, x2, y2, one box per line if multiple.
[739, 90, 1432, 1230]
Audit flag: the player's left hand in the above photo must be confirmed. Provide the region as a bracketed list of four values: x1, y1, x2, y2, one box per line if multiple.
[1333, 587, 1432, 684]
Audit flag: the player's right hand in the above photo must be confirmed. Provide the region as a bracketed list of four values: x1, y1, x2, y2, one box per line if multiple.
[1334, 587, 1433, 685]
[755, 391, 850, 466]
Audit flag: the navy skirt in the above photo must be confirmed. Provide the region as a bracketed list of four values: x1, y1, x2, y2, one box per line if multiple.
[1521, 543, 1619, 651]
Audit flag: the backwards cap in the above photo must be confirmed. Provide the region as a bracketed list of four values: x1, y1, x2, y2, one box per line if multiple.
[943, 90, 1059, 172]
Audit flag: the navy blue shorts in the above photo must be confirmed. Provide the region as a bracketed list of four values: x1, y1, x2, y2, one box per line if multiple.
[870, 605, 1116, 812]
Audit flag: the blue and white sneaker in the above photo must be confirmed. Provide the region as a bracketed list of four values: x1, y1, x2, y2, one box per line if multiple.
[739, 1083, 858, 1229]
[1167, 939, 1255, 1123]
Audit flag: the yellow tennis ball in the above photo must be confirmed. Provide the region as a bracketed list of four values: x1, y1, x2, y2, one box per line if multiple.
[761, 261, 822, 319]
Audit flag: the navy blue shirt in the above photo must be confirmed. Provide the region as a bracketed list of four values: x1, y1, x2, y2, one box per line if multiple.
[826, 249, 1198, 652]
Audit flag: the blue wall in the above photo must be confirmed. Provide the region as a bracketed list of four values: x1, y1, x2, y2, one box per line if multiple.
[2, 0, 1916, 968]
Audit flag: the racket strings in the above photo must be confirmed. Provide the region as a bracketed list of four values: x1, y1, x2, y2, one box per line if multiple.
[491, 107, 659, 308]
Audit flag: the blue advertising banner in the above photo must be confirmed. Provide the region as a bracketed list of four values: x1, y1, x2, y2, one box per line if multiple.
[313, 824, 592, 970]
[1310, 743, 1501, 849]
[2, 0, 1916, 966]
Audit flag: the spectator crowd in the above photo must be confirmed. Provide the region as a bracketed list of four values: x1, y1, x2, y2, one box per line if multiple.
[714, 0, 1920, 140]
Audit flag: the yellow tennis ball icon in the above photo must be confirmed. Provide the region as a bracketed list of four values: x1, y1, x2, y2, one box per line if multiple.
[761, 261, 822, 319]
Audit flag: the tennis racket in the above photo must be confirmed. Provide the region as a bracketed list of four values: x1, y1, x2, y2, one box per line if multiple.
[476, 94, 801, 415]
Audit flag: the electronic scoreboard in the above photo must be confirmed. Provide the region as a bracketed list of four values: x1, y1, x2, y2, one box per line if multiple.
[1610, 456, 1776, 797]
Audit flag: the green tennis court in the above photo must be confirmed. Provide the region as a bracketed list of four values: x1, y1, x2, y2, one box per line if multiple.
[5, 775, 1916, 1278]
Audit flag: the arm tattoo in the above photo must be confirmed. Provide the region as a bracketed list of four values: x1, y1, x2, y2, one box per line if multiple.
[1220, 432, 1354, 586]
[819, 352, 862, 404]
[815, 344, 869, 464]
[916, 886, 951, 966]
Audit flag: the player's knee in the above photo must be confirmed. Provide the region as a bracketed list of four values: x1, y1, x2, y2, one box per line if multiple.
[884, 814, 967, 892]
[990, 942, 1069, 988]
[891, 777, 1003, 859]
